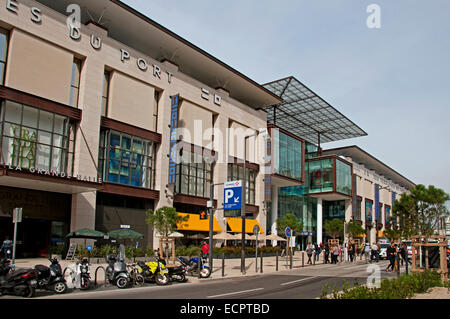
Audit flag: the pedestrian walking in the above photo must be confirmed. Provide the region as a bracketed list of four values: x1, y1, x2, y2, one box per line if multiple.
[399, 242, 411, 266]
[348, 241, 354, 262]
[314, 243, 321, 262]
[386, 242, 396, 272]
[332, 245, 339, 264]
[306, 243, 313, 264]
[371, 242, 379, 262]
[324, 242, 330, 264]
[364, 242, 371, 263]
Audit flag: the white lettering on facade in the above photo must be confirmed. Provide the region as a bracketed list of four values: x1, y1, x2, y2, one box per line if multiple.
[120, 49, 130, 62]
[90, 34, 102, 50]
[137, 58, 148, 71]
[153, 64, 161, 79]
[31, 7, 42, 23]
[6, 0, 18, 13]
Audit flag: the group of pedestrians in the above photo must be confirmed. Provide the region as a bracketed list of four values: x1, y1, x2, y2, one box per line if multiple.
[385, 241, 411, 272]
[306, 242, 344, 265]
[360, 241, 380, 263]
[306, 243, 322, 264]
[304, 239, 412, 271]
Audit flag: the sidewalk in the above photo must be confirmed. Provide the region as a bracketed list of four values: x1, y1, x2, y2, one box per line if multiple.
[9, 251, 357, 285]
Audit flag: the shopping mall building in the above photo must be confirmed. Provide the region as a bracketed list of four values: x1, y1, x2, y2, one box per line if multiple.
[0, 0, 414, 257]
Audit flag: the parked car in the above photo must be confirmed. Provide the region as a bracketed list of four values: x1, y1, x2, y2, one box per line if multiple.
[378, 243, 390, 260]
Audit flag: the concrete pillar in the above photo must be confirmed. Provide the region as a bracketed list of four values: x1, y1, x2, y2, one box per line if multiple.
[317, 198, 323, 245]
[271, 185, 278, 246]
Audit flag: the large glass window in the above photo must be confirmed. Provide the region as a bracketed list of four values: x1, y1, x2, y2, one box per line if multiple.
[305, 158, 334, 193]
[278, 186, 317, 234]
[272, 129, 303, 180]
[0, 28, 8, 85]
[353, 198, 362, 220]
[385, 206, 391, 225]
[0, 100, 74, 173]
[323, 200, 346, 220]
[336, 159, 352, 195]
[174, 149, 212, 198]
[101, 70, 110, 116]
[99, 130, 156, 188]
[365, 200, 373, 223]
[227, 163, 257, 205]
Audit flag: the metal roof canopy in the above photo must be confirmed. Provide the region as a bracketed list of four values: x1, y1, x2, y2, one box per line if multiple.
[263, 76, 367, 144]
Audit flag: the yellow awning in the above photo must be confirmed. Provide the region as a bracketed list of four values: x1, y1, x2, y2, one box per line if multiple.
[227, 217, 264, 234]
[177, 213, 222, 232]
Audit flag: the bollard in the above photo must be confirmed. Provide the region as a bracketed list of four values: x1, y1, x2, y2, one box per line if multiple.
[405, 255, 409, 275]
[222, 253, 225, 277]
[289, 249, 293, 269]
[94, 266, 106, 287]
[276, 251, 279, 271]
[255, 249, 258, 274]
[396, 256, 400, 277]
[302, 251, 304, 267]
[260, 251, 263, 273]
[313, 253, 316, 265]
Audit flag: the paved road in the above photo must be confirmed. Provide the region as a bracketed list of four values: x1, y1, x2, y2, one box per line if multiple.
[29, 260, 395, 300]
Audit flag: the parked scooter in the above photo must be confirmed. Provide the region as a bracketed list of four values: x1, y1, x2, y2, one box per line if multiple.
[105, 254, 131, 289]
[34, 258, 67, 294]
[77, 257, 91, 290]
[0, 258, 38, 297]
[178, 255, 211, 278]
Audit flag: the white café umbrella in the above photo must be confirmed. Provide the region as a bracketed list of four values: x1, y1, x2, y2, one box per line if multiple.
[265, 234, 287, 242]
[205, 232, 237, 240]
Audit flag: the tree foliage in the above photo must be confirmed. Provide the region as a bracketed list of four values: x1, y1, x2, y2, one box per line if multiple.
[346, 220, 365, 239]
[392, 184, 449, 237]
[276, 213, 303, 238]
[145, 206, 189, 238]
[324, 218, 344, 239]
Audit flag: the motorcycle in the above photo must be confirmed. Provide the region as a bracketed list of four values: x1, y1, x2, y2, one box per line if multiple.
[134, 257, 170, 285]
[0, 258, 38, 297]
[158, 255, 187, 283]
[178, 255, 211, 278]
[105, 254, 131, 289]
[77, 257, 91, 290]
[34, 258, 67, 294]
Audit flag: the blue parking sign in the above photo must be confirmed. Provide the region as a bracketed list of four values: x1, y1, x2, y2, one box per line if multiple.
[224, 180, 242, 210]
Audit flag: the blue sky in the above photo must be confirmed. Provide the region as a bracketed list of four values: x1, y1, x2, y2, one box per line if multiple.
[122, 0, 450, 194]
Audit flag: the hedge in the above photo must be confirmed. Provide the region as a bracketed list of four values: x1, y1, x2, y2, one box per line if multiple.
[321, 270, 450, 299]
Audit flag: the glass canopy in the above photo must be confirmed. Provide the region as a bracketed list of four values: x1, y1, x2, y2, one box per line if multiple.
[263, 76, 367, 145]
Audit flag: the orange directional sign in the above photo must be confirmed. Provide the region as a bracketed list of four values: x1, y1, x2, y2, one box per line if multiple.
[200, 211, 208, 220]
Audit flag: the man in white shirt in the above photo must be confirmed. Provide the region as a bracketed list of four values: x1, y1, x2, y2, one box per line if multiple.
[371, 242, 380, 262]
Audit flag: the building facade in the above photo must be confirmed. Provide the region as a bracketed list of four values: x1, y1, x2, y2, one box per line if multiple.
[0, 0, 280, 257]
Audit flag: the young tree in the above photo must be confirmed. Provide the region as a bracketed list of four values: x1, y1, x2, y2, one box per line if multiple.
[393, 184, 449, 237]
[145, 206, 189, 238]
[276, 213, 303, 238]
[324, 219, 344, 240]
